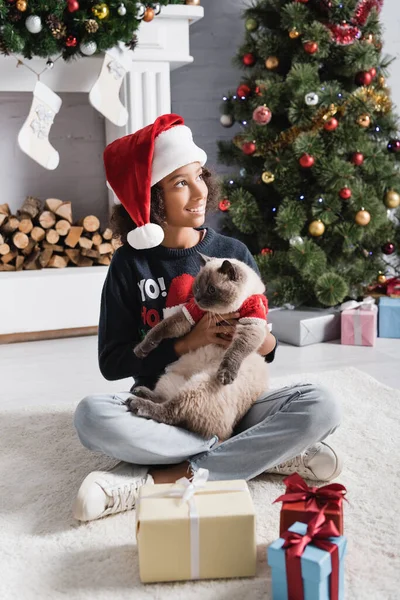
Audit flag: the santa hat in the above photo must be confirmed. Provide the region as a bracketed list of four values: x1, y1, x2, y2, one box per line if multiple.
[103, 113, 207, 250]
[162, 273, 196, 319]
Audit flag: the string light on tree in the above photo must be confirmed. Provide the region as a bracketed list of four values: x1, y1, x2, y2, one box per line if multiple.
[387, 139, 400, 153]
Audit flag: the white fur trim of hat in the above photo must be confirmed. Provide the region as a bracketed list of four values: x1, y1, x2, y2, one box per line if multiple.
[151, 125, 207, 186]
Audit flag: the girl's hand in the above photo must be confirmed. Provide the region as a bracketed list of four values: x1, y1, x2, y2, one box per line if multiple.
[176, 312, 240, 354]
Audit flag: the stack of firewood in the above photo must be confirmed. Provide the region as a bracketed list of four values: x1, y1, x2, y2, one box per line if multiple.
[0, 196, 121, 271]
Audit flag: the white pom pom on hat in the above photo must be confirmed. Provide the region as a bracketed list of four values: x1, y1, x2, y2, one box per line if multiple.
[103, 114, 207, 250]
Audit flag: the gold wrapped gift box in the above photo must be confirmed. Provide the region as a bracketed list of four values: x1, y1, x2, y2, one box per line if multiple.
[136, 472, 256, 583]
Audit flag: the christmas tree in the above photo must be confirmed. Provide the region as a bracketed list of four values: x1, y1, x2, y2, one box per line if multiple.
[217, 0, 399, 308]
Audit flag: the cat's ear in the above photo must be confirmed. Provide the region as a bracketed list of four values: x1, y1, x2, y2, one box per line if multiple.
[197, 252, 212, 266]
[219, 259, 239, 281]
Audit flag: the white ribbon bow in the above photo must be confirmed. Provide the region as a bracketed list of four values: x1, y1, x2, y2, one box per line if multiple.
[340, 295, 376, 312]
[137, 468, 248, 580]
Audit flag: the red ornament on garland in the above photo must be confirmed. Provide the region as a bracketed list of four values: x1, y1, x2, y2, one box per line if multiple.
[66, 35, 78, 47]
[304, 41, 318, 54]
[324, 117, 339, 131]
[299, 154, 315, 168]
[67, 0, 80, 12]
[237, 84, 251, 99]
[369, 67, 377, 78]
[355, 71, 372, 86]
[261, 248, 274, 255]
[382, 242, 395, 255]
[351, 152, 364, 165]
[243, 53, 256, 66]
[242, 141, 256, 155]
[339, 187, 352, 200]
[219, 199, 231, 212]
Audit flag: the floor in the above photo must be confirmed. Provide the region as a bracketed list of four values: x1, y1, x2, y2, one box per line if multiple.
[1, 335, 398, 409]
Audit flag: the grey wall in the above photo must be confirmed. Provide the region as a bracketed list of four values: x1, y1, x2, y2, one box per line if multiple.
[1, 0, 399, 229]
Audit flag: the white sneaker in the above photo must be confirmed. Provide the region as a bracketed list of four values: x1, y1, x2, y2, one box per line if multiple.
[73, 462, 154, 522]
[265, 441, 343, 482]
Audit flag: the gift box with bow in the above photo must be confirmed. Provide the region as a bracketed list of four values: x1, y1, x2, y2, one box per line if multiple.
[135, 468, 256, 583]
[378, 297, 400, 338]
[274, 473, 347, 536]
[340, 296, 377, 346]
[267, 511, 347, 600]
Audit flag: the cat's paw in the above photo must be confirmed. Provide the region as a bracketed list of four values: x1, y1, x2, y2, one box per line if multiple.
[134, 341, 151, 358]
[216, 367, 237, 386]
[132, 386, 152, 399]
[126, 396, 153, 419]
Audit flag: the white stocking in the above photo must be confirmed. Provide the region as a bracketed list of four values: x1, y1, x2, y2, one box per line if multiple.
[89, 44, 131, 126]
[17, 81, 62, 170]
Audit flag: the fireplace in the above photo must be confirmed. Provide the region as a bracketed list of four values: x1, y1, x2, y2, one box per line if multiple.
[0, 4, 204, 342]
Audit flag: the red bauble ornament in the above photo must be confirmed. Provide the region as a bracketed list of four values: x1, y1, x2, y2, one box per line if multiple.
[355, 71, 372, 86]
[324, 117, 339, 131]
[67, 0, 79, 12]
[351, 152, 364, 165]
[339, 187, 352, 200]
[237, 84, 251, 98]
[382, 242, 395, 255]
[299, 153, 315, 168]
[261, 248, 274, 255]
[242, 141, 256, 155]
[254, 85, 262, 96]
[243, 53, 256, 66]
[65, 35, 78, 47]
[369, 67, 377, 78]
[252, 105, 272, 125]
[219, 199, 231, 212]
[304, 41, 318, 54]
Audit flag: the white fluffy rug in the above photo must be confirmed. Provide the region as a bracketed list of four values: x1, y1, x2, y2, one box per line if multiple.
[1, 367, 398, 600]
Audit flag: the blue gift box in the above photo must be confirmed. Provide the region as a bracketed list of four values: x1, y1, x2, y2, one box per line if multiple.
[267, 521, 347, 600]
[378, 297, 400, 338]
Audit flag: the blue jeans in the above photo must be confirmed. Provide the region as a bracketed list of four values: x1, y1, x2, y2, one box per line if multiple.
[74, 383, 341, 481]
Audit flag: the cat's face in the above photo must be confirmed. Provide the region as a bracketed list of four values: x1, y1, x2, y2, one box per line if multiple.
[192, 254, 246, 312]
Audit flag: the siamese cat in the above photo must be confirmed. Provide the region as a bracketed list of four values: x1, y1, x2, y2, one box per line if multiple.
[126, 254, 270, 441]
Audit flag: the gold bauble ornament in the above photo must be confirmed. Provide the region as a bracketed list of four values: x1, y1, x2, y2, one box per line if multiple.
[143, 7, 155, 21]
[185, 0, 201, 4]
[377, 274, 387, 284]
[289, 28, 300, 39]
[265, 56, 279, 70]
[357, 114, 370, 128]
[16, 0, 27, 11]
[92, 3, 109, 19]
[384, 189, 400, 208]
[262, 171, 275, 184]
[364, 33, 374, 44]
[308, 220, 325, 237]
[355, 209, 371, 226]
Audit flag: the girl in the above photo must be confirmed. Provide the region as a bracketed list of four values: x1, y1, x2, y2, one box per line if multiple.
[73, 114, 342, 522]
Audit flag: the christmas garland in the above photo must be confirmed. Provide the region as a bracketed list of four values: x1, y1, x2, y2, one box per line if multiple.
[0, 0, 184, 60]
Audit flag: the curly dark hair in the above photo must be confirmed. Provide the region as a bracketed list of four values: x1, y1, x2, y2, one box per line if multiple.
[109, 166, 221, 245]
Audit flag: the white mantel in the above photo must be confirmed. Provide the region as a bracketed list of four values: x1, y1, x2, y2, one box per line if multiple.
[0, 4, 203, 341]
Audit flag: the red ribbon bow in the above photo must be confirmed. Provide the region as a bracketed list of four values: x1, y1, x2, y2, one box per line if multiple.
[282, 510, 341, 600]
[274, 473, 347, 511]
